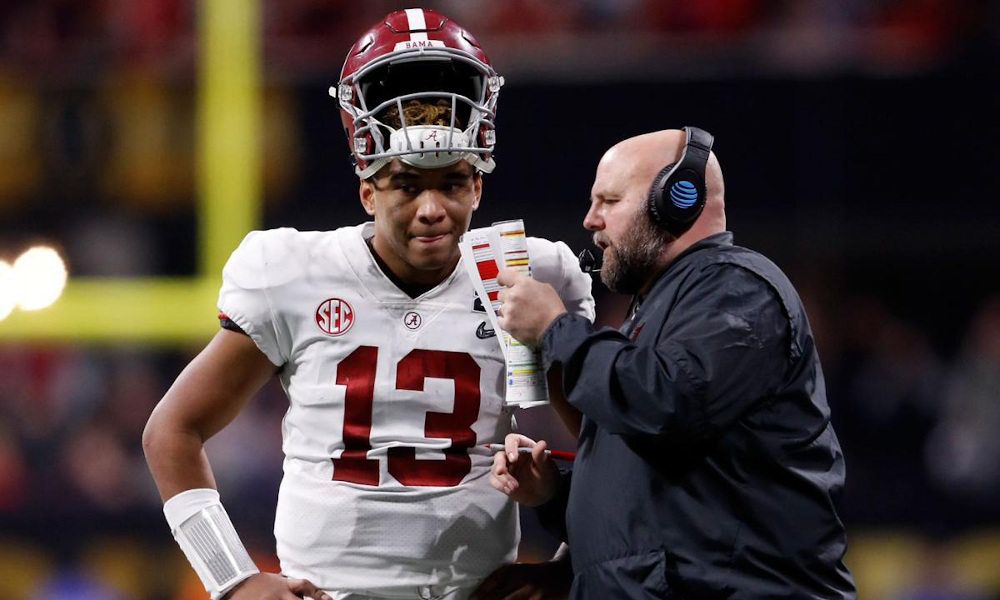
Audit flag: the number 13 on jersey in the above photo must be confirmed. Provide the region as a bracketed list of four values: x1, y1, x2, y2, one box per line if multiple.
[332, 346, 482, 487]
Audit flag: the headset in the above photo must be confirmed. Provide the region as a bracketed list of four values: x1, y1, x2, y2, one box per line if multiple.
[578, 126, 715, 274]
[647, 126, 714, 237]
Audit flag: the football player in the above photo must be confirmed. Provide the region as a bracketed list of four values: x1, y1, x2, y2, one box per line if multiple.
[142, 8, 593, 600]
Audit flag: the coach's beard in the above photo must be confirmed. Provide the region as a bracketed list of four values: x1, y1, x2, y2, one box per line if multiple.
[598, 208, 672, 295]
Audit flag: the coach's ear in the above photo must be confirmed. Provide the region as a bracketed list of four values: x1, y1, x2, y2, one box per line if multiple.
[359, 177, 376, 216]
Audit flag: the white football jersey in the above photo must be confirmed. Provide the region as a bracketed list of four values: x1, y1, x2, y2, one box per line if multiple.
[217, 222, 594, 597]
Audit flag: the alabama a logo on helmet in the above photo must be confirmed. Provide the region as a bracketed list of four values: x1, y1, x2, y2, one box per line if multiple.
[316, 298, 355, 336]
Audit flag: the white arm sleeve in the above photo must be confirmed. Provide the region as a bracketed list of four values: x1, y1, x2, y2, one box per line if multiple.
[164, 488, 259, 600]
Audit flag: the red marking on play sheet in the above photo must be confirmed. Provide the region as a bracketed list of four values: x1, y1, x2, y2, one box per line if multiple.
[476, 260, 499, 280]
[472, 243, 489, 250]
[487, 290, 499, 302]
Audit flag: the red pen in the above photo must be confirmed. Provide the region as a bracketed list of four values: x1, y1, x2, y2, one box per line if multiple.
[487, 444, 575, 461]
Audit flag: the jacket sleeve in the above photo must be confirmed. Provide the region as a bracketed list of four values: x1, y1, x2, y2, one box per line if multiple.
[533, 469, 573, 543]
[541, 264, 790, 444]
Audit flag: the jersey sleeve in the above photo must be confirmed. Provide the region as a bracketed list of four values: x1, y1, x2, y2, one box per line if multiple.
[528, 238, 596, 322]
[217, 230, 286, 367]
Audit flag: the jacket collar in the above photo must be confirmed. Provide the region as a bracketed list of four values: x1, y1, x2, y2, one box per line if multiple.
[668, 231, 733, 268]
[637, 231, 734, 304]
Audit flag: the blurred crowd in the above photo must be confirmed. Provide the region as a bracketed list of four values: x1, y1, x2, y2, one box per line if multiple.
[2, 0, 996, 271]
[0, 0, 992, 78]
[1, 289, 1000, 598]
[1, 0, 998, 599]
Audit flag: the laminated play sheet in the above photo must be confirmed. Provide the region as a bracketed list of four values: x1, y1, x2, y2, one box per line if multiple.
[459, 219, 549, 408]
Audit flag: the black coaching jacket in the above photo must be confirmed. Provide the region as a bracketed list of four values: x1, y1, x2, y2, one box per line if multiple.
[537, 232, 856, 599]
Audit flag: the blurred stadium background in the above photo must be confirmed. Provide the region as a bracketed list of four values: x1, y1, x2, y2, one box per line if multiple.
[0, 0, 998, 598]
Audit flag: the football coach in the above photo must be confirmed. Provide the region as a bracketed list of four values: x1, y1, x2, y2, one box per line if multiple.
[485, 128, 856, 599]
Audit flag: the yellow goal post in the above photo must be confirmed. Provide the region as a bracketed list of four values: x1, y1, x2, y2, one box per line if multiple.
[0, 0, 260, 345]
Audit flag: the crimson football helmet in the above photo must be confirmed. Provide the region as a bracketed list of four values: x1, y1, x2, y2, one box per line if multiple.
[332, 8, 503, 178]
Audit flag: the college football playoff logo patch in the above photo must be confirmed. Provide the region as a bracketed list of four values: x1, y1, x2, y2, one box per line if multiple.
[316, 298, 354, 336]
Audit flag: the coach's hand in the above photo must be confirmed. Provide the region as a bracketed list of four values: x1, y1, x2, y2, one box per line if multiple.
[470, 560, 572, 600]
[496, 270, 566, 347]
[225, 573, 332, 600]
[490, 434, 559, 508]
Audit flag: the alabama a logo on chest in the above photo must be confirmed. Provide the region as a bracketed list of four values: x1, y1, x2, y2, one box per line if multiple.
[316, 297, 354, 336]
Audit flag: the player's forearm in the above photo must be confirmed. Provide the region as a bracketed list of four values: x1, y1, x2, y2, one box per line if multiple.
[146, 422, 265, 600]
[142, 410, 218, 502]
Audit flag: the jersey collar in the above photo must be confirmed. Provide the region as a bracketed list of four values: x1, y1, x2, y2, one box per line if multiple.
[341, 222, 466, 302]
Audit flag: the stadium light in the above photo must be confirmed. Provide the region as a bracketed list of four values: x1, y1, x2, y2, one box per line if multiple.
[13, 246, 68, 311]
[0, 0, 258, 342]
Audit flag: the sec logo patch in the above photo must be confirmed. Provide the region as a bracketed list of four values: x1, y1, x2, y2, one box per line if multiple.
[316, 298, 354, 336]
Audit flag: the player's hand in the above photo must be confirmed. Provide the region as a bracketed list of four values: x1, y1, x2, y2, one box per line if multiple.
[496, 270, 567, 347]
[490, 433, 559, 507]
[470, 560, 572, 600]
[224, 573, 332, 600]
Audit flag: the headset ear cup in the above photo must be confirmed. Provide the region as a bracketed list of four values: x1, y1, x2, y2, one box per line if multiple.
[647, 163, 676, 230]
[647, 126, 713, 236]
[661, 170, 706, 237]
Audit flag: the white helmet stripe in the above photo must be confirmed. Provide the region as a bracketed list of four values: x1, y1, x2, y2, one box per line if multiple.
[404, 9, 428, 42]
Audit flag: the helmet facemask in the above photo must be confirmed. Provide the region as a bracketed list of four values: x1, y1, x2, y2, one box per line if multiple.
[336, 48, 502, 178]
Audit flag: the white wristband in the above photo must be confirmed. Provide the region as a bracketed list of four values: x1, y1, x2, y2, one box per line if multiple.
[164, 488, 259, 600]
